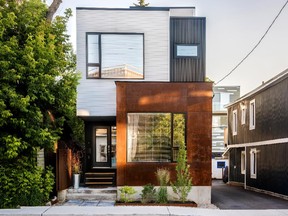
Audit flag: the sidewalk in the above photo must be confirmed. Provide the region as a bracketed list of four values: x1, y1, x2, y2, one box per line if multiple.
[1, 206, 288, 216]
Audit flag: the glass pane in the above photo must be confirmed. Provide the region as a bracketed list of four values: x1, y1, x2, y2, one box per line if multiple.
[95, 128, 107, 162]
[87, 34, 99, 63]
[88, 66, 100, 78]
[101, 34, 143, 78]
[127, 113, 171, 162]
[173, 114, 185, 147]
[111, 126, 117, 167]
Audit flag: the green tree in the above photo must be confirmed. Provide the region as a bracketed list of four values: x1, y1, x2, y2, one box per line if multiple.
[133, 0, 150, 7]
[0, 0, 83, 207]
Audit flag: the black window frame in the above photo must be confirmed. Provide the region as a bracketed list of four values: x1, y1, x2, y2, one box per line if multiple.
[126, 112, 187, 163]
[86, 32, 145, 80]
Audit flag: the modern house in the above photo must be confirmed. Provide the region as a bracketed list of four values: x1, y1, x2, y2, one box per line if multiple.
[76, 6, 212, 204]
[212, 86, 240, 179]
[225, 69, 288, 199]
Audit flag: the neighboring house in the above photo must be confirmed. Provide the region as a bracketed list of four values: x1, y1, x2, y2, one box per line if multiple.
[76, 6, 212, 204]
[225, 69, 288, 199]
[212, 86, 240, 179]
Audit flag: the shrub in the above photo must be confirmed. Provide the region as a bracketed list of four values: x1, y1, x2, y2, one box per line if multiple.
[140, 184, 156, 203]
[155, 168, 170, 203]
[0, 159, 54, 208]
[171, 141, 192, 203]
[119, 186, 136, 203]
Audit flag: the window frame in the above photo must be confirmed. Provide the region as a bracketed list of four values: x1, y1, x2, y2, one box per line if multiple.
[86, 32, 145, 79]
[126, 112, 186, 163]
[241, 151, 245, 175]
[232, 109, 237, 136]
[250, 148, 257, 179]
[249, 99, 256, 130]
[241, 106, 246, 125]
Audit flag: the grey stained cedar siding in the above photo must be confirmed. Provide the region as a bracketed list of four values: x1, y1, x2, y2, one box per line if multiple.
[246, 144, 288, 196]
[228, 75, 288, 144]
[170, 17, 206, 82]
[229, 148, 245, 183]
[227, 70, 288, 197]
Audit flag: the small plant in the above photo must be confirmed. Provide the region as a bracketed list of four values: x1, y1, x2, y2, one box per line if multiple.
[155, 168, 170, 203]
[119, 186, 137, 203]
[72, 150, 82, 174]
[140, 184, 156, 203]
[171, 142, 192, 203]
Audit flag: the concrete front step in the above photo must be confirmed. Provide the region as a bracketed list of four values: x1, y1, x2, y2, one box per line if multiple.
[66, 187, 117, 201]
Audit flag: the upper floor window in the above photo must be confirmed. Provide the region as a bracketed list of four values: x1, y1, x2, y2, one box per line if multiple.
[241, 105, 246, 125]
[232, 110, 237, 136]
[249, 99, 256, 130]
[86, 33, 144, 79]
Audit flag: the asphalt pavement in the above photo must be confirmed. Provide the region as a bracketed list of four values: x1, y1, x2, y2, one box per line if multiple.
[212, 180, 288, 209]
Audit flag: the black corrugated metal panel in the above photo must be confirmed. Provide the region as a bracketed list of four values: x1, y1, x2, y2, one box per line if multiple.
[170, 17, 206, 82]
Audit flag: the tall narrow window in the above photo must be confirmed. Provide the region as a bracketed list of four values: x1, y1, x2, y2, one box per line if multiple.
[87, 34, 100, 78]
[249, 99, 256, 130]
[241, 151, 245, 174]
[250, 148, 257, 179]
[241, 106, 246, 125]
[232, 110, 237, 136]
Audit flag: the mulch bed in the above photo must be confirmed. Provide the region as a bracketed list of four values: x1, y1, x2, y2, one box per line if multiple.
[115, 201, 197, 207]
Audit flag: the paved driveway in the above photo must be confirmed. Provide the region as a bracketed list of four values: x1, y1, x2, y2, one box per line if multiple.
[212, 180, 288, 209]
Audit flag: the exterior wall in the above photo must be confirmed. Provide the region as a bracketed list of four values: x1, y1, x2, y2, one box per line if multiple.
[228, 148, 244, 183]
[246, 143, 288, 196]
[116, 82, 213, 187]
[228, 76, 288, 144]
[170, 17, 206, 82]
[76, 9, 170, 117]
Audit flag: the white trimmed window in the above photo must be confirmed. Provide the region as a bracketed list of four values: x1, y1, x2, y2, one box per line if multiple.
[241, 106, 246, 125]
[241, 151, 245, 174]
[250, 148, 257, 179]
[249, 99, 256, 130]
[232, 110, 237, 136]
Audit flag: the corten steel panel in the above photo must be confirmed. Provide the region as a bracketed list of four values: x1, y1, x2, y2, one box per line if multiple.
[116, 82, 212, 186]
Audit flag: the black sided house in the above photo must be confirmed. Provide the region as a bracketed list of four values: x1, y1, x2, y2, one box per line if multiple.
[225, 68, 288, 199]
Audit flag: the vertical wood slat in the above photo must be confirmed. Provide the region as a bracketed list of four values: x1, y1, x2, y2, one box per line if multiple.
[57, 148, 72, 191]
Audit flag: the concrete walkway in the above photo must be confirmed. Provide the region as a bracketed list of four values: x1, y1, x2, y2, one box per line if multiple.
[1, 206, 288, 216]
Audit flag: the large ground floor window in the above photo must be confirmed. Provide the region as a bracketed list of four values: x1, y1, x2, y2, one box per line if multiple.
[127, 113, 186, 162]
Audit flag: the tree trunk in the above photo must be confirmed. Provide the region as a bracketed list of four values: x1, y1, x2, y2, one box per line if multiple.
[46, 0, 63, 21]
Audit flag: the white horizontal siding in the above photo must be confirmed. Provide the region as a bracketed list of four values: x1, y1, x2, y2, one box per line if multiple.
[76, 10, 170, 116]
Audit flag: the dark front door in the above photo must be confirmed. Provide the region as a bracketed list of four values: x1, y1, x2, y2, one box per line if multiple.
[92, 126, 116, 168]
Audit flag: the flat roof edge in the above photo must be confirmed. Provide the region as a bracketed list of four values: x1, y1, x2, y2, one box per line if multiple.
[76, 7, 195, 11]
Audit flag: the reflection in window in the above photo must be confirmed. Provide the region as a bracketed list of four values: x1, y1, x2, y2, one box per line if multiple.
[127, 113, 185, 162]
[87, 33, 144, 79]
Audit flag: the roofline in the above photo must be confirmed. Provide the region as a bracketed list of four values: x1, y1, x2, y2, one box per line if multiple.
[226, 68, 288, 107]
[76, 7, 195, 11]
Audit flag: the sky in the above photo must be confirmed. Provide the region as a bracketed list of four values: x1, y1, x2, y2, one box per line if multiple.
[51, 0, 288, 96]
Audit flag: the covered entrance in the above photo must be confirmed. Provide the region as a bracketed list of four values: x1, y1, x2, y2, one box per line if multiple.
[84, 123, 117, 187]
